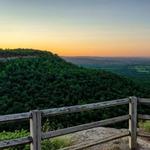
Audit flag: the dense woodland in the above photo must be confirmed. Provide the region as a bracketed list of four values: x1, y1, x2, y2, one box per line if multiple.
[64, 56, 150, 89]
[0, 48, 51, 58]
[0, 49, 149, 131]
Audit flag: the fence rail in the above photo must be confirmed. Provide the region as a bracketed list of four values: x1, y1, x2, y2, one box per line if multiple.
[0, 137, 32, 149]
[42, 115, 130, 139]
[0, 97, 150, 150]
[61, 131, 130, 150]
[0, 112, 30, 123]
[42, 98, 129, 117]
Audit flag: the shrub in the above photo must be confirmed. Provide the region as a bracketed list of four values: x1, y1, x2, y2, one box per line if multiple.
[0, 130, 72, 150]
[42, 137, 72, 150]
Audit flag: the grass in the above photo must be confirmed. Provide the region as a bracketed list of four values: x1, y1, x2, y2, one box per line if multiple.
[42, 136, 72, 150]
[139, 121, 150, 132]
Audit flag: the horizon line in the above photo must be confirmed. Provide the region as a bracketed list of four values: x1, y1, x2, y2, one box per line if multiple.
[1, 48, 150, 58]
[61, 55, 150, 58]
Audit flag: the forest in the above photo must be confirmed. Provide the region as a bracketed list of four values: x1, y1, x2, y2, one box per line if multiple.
[0, 49, 149, 149]
[64, 56, 150, 89]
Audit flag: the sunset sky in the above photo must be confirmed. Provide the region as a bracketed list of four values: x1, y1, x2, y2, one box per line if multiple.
[0, 0, 150, 57]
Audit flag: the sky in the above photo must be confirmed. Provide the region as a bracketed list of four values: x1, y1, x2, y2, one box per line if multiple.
[0, 0, 150, 57]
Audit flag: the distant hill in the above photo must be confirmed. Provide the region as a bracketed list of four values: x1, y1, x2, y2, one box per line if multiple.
[0, 48, 53, 58]
[63, 56, 150, 88]
[0, 49, 148, 129]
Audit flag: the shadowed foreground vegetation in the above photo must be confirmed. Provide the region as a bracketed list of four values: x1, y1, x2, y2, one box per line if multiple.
[0, 130, 72, 150]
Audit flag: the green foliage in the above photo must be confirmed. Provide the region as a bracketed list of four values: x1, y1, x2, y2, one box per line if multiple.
[0, 129, 28, 141]
[0, 130, 29, 150]
[0, 49, 149, 149]
[0, 49, 149, 130]
[65, 57, 150, 89]
[0, 130, 72, 150]
[42, 137, 72, 150]
[139, 121, 150, 132]
[0, 48, 55, 58]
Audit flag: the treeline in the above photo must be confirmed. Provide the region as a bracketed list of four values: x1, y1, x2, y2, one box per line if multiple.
[0, 48, 55, 58]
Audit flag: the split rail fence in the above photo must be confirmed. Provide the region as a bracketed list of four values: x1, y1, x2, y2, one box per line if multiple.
[0, 96, 150, 150]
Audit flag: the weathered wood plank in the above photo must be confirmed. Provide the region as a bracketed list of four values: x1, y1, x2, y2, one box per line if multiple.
[42, 115, 130, 139]
[0, 112, 30, 123]
[30, 110, 41, 150]
[138, 98, 150, 104]
[129, 96, 137, 150]
[138, 131, 150, 138]
[0, 136, 32, 149]
[60, 131, 130, 150]
[138, 114, 150, 120]
[42, 98, 129, 117]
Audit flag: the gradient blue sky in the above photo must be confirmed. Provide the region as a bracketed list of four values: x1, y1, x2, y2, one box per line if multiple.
[0, 0, 150, 56]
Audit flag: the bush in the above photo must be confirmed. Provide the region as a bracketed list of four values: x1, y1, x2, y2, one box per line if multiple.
[0, 129, 28, 141]
[0, 130, 72, 150]
[0, 130, 29, 150]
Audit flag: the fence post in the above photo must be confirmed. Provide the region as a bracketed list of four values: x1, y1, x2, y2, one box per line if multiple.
[129, 96, 137, 150]
[30, 110, 41, 150]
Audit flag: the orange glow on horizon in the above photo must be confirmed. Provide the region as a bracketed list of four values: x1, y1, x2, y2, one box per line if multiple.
[1, 27, 150, 57]
[1, 0, 150, 57]
[1, 46, 150, 57]
[1, 38, 150, 57]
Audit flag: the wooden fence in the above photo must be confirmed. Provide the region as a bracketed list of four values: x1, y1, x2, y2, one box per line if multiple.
[0, 96, 150, 150]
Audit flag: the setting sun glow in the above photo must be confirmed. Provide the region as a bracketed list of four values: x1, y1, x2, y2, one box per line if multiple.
[0, 0, 150, 57]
